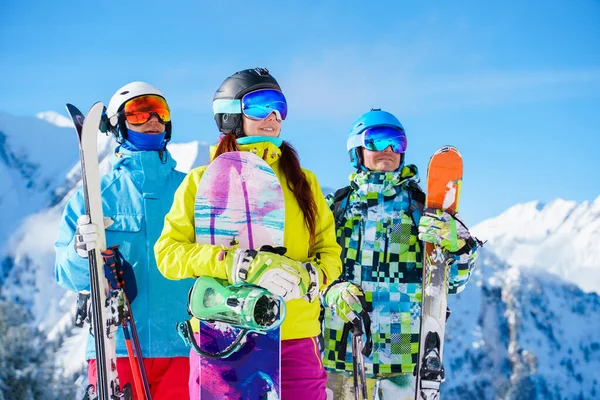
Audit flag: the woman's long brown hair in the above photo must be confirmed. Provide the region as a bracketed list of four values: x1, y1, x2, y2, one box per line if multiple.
[214, 134, 318, 246]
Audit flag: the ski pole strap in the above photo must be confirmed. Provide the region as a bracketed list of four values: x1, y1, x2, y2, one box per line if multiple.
[75, 292, 91, 328]
[448, 213, 485, 256]
[102, 245, 138, 303]
[357, 296, 373, 356]
[337, 298, 373, 362]
[338, 323, 351, 362]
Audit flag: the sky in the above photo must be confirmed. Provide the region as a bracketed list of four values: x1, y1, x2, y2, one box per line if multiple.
[1, 1, 599, 225]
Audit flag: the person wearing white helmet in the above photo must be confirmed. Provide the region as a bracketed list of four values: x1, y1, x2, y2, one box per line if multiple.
[320, 109, 482, 399]
[55, 82, 193, 398]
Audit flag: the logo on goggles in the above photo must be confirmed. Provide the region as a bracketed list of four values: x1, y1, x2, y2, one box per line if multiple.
[347, 126, 407, 153]
[123, 95, 171, 125]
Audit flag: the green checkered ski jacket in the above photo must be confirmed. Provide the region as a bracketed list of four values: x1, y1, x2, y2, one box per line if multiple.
[322, 166, 479, 378]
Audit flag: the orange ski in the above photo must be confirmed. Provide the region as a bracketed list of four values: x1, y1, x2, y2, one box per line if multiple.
[415, 145, 463, 400]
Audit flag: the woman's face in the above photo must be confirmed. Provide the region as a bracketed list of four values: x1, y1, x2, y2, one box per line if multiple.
[242, 111, 281, 138]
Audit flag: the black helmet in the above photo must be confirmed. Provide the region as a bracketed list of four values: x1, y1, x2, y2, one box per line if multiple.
[213, 68, 282, 137]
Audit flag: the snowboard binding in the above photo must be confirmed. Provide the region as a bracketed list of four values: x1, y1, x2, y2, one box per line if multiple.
[177, 276, 286, 358]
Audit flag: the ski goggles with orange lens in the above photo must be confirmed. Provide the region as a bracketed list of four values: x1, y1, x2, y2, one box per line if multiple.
[123, 95, 171, 125]
[347, 126, 407, 153]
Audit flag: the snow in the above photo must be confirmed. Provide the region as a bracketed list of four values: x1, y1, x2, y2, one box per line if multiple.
[0, 111, 80, 257]
[425, 285, 442, 297]
[472, 195, 600, 294]
[169, 140, 210, 172]
[36, 111, 74, 128]
[445, 250, 600, 399]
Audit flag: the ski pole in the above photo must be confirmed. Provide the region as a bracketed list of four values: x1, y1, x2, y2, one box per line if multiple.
[102, 247, 151, 399]
[351, 318, 368, 400]
[123, 323, 146, 400]
[125, 307, 151, 398]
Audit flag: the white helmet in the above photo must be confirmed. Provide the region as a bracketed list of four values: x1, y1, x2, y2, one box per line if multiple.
[105, 81, 171, 143]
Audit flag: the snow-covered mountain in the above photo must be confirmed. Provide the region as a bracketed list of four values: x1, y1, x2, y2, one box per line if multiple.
[444, 250, 600, 399]
[1, 108, 599, 398]
[440, 202, 600, 398]
[472, 198, 600, 294]
[36, 111, 75, 128]
[0, 111, 79, 259]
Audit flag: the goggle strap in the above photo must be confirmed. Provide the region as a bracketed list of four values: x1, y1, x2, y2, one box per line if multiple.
[347, 134, 365, 151]
[213, 99, 242, 115]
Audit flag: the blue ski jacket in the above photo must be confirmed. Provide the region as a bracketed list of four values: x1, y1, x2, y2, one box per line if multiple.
[54, 147, 194, 360]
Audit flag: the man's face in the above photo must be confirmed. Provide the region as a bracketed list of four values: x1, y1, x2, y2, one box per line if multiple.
[361, 146, 402, 172]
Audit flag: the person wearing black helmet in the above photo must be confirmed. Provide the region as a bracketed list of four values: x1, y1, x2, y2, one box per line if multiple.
[155, 68, 342, 400]
[55, 82, 193, 399]
[320, 109, 481, 398]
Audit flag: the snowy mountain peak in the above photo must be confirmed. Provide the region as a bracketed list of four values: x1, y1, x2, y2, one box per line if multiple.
[168, 140, 210, 172]
[445, 249, 600, 399]
[473, 196, 600, 294]
[592, 195, 600, 212]
[36, 111, 74, 128]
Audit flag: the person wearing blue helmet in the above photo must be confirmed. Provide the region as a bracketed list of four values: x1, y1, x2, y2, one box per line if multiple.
[320, 109, 481, 399]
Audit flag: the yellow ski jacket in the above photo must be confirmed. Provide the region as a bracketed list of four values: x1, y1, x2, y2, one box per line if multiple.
[155, 141, 342, 340]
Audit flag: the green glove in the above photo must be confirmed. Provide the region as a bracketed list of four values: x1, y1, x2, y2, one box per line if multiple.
[418, 208, 472, 253]
[323, 282, 366, 323]
[226, 246, 320, 303]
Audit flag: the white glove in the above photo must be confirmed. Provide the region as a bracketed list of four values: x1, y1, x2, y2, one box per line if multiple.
[227, 246, 320, 303]
[74, 215, 114, 258]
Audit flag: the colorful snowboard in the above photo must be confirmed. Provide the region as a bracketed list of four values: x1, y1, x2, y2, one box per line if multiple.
[415, 146, 463, 399]
[194, 151, 285, 399]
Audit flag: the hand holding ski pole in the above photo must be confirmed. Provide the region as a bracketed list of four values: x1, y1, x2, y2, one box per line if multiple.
[74, 215, 114, 258]
[418, 208, 475, 254]
[226, 245, 320, 302]
[322, 281, 366, 323]
[102, 246, 138, 303]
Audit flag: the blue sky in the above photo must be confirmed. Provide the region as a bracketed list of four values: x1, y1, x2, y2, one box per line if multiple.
[1, 1, 599, 225]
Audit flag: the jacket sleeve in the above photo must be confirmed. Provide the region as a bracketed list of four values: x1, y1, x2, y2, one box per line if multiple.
[324, 192, 335, 212]
[448, 243, 480, 294]
[154, 168, 230, 281]
[305, 171, 342, 290]
[54, 189, 92, 292]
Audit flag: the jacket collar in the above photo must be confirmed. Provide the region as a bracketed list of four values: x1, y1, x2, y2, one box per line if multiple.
[208, 141, 282, 166]
[350, 164, 419, 198]
[111, 147, 177, 189]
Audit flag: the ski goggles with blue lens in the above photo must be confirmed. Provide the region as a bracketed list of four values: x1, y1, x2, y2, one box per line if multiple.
[242, 89, 287, 121]
[212, 89, 288, 121]
[346, 125, 407, 153]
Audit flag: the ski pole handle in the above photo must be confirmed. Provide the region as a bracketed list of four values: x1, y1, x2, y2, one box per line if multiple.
[351, 317, 364, 336]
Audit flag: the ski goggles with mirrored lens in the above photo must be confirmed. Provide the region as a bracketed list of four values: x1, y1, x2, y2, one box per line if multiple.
[241, 89, 287, 121]
[346, 125, 407, 153]
[123, 95, 171, 125]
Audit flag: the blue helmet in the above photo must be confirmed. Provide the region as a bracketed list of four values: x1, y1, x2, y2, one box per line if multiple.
[347, 109, 406, 170]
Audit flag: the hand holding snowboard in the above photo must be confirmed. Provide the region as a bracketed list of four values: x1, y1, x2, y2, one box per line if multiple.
[226, 245, 320, 302]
